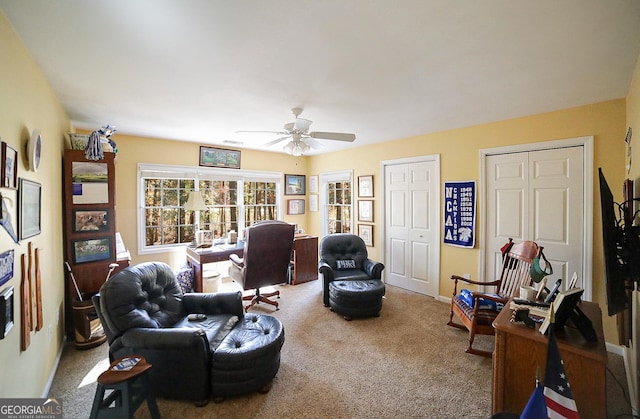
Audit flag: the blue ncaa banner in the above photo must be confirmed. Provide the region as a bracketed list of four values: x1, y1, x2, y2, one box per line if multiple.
[443, 181, 475, 248]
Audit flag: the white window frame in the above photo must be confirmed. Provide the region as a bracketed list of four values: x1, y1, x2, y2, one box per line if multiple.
[319, 170, 353, 236]
[138, 163, 282, 255]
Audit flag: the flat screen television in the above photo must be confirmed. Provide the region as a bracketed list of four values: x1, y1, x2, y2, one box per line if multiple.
[598, 168, 630, 316]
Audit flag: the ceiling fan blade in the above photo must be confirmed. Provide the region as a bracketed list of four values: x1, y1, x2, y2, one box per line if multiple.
[293, 118, 312, 132]
[309, 131, 356, 142]
[236, 130, 288, 135]
[304, 137, 324, 149]
[263, 136, 291, 146]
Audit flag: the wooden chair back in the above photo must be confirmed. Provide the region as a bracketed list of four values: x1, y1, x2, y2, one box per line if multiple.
[497, 240, 540, 297]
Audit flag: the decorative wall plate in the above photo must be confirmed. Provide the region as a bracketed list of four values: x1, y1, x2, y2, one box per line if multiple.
[28, 129, 42, 172]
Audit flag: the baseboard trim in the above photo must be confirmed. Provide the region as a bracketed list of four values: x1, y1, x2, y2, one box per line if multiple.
[41, 336, 67, 398]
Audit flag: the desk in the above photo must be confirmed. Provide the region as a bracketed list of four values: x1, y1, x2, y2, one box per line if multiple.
[492, 300, 607, 417]
[186, 244, 243, 292]
[291, 235, 318, 285]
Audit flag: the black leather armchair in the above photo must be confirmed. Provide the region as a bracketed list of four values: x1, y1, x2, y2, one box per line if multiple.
[93, 262, 285, 403]
[318, 234, 385, 318]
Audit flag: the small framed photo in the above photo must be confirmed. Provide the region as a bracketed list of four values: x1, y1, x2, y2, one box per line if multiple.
[358, 175, 374, 197]
[199, 146, 241, 169]
[308, 175, 319, 193]
[287, 199, 305, 215]
[358, 224, 374, 247]
[73, 209, 110, 233]
[19, 178, 41, 240]
[285, 174, 306, 195]
[0, 285, 14, 339]
[73, 238, 112, 264]
[1, 142, 18, 189]
[358, 200, 374, 222]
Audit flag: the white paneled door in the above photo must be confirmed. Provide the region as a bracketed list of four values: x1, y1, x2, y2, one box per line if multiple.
[485, 146, 585, 294]
[384, 157, 440, 297]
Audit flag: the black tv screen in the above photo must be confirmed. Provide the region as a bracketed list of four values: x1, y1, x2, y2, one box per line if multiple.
[598, 168, 629, 316]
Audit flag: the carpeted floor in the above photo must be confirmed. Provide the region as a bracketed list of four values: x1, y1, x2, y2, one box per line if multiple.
[49, 279, 633, 418]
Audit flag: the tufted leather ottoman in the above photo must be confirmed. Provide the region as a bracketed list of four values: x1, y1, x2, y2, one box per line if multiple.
[210, 313, 285, 398]
[328, 279, 385, 320]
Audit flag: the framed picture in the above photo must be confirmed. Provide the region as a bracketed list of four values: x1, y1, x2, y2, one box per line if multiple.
[358, 175, 374, 197]
[287, 199, 305, 215]
[0, 250, 14, 288]
[358, 200, 374, 222]
[308, 175, 319, 193]
[358, 224, 374, 247]
[73, 209, 110, 233]
[1, 142, 18, 189]
[199, 146, 241, 169]
[72, 161, 109, 204]
[72, 237, 112, 264]
[285, 174, 306, 195]
[0, 285, 14, 339]
[19, 178, 41, 239]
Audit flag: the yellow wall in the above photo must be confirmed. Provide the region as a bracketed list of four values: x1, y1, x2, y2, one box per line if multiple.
[0, 13, 70, 397]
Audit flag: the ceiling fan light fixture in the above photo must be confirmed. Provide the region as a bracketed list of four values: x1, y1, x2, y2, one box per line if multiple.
[284, 139, 310, 156]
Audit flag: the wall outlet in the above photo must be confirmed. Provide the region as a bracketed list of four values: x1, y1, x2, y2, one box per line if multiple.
[463, 273, 471, 279]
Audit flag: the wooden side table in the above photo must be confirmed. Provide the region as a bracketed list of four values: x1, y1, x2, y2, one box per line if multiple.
[492, 300, 607, 417]
[90, 355, 160, 419]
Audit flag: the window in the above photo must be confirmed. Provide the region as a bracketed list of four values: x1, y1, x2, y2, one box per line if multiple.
[320, 170, 353, 235]
[138, 164, 281, 254]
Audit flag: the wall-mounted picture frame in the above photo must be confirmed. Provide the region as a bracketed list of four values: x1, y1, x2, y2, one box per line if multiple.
[0, 285, 14, 339]
[0, 250, 14, 288]
[358, 175, 374, 197]
[72, 237, 112, 264]
[72, 161, 109, 204]
[287, 199, 305, 215]
[199, 146, 241, 169]
[358, 200, 374, 222]
[73, 209, 109, 233]
[308, 175, 319, 193]
[285, 174, 306, 195]
[358, 224, 374, 247]
[19, 178, 41, 240]
[1, 142, 18, 189]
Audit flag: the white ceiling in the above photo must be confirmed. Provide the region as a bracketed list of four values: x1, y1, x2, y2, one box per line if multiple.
[2, 1, 640, 155]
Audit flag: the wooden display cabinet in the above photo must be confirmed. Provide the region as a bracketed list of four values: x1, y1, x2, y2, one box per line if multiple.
[62, 150, 128, 340]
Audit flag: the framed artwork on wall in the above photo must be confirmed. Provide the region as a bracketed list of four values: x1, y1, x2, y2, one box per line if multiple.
[358, 175, 374, 197]
[358, 200, 374, 222]
[19, 178, 41, 240]
[199, 146, 241, 169]
[358, 224, 374, 247]
[287, 199, 305, 215]
[0, 285, 14, 339]
[285, 174, 306, 195]
[1, 142, 18, 189]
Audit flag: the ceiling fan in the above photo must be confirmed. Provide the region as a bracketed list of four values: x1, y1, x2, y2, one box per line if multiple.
[236, 108, 356, 156]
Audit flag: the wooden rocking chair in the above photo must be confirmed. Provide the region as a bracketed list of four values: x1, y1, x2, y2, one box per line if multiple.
[447, 238, 540, 356]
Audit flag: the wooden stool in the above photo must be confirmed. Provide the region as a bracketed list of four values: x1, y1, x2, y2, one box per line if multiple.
[90, 356, 160, 419]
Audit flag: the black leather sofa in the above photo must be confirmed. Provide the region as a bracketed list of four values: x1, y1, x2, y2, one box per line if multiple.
[93, 262, 284, 403]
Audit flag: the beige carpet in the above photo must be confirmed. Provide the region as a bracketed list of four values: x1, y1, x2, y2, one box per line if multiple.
[49, 279, 632, 419]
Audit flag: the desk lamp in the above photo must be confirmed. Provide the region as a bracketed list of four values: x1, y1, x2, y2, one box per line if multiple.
[184, 190, 207, 247]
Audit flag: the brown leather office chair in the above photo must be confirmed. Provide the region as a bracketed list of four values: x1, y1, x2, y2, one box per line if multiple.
[447, 238, 540, 356]
[228, 220, 295, 311]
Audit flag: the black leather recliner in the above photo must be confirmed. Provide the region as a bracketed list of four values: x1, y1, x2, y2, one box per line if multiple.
[318, 234, 386, 319]
[93, 262, 284, 403]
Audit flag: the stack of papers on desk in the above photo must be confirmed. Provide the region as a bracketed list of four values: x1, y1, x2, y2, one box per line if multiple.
[509, 301, 549, 318]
